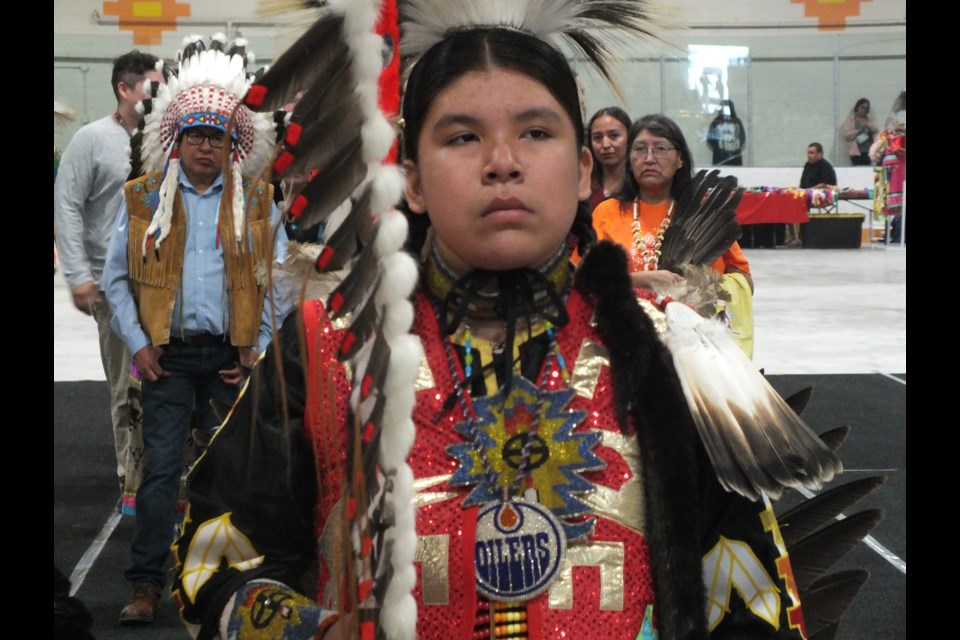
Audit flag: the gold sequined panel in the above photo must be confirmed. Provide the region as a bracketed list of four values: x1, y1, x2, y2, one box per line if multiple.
[330, 313, 352, 332]
[568, 339, 608, 400]
[579, 430, 645, 534]
[413, 474, 458, 509]
[316, 498, 346, 609]
[416, 534, 451, 605]
[415, 336, 436, 391]
[637, 298, 667, 335]
[548, 541, 626, 611]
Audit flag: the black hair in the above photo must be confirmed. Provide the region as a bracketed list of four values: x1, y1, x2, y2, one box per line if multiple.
[885, 91, 906, 130]
[891, 91, 906, 113]
[111, 50, 161, 103]
[808, 141, 824, 154]
[400, 28, 595, 256]
[614, 113, 694, 209]
[713, 99, 738, 119]
[852, 97, 871, 113]
[587, 106, 632, 189]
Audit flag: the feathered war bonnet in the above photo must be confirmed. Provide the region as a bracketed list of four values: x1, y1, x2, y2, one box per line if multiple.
[133, 34, 276, 256]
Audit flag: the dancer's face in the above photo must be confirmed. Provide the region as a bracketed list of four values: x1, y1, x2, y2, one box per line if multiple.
[404, 67, 592, 274]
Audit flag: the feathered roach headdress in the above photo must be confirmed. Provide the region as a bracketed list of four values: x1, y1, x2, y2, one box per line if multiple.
[243, 1, 666, 638]
[129, 34, 277, 256]
[399, 0, 665, 83]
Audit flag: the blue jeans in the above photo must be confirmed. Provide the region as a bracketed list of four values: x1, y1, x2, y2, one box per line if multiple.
[124, 340, 239, 589]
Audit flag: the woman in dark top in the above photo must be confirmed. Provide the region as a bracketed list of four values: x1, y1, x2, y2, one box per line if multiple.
[587, 106, 632, 210]
[706, 99, 746, 166]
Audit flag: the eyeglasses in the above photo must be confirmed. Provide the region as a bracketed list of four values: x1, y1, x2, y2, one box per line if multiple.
[631, 144, 676, 158]
[183, 130, 228, 149]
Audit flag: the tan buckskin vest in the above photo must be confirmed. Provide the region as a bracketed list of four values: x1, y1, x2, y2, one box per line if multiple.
[123, 171, 275, 347]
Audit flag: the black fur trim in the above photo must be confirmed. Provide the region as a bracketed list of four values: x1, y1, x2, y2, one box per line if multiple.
[575, 241, 707, 640]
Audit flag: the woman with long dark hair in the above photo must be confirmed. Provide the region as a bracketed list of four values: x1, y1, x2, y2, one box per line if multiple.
[593, 113, 753, 293]
[587, 106, 632, 209]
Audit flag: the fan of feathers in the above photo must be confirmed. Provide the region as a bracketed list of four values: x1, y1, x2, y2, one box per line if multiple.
[772, 388, 887, 640]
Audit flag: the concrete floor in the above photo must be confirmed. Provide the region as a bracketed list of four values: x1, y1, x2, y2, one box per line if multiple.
[54, 243, 907, 381]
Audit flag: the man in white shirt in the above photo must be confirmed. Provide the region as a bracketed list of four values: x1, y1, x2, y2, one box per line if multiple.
[54, 50, 164, 489]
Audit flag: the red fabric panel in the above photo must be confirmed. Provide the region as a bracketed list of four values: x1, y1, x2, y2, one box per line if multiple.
[736, 192, 810, 224]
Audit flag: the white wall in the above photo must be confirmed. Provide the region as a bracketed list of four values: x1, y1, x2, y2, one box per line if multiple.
[718, 167, 874, 190]
[54, 0, 907, 171]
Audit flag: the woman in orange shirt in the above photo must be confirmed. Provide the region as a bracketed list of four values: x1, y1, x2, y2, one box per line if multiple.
[592, 113, 753, 293]
[591, 113, 754, 356]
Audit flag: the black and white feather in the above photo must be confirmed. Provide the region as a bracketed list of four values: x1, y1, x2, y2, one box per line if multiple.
[245, 2, 419, 638]
[659, 169, 744, 273]
[400, 0, 668, 84]
[660, 299, 842, 500]
[639, 167, 841, 501]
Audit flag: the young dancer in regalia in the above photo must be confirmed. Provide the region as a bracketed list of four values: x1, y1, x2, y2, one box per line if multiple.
[171, 3, 878, 639]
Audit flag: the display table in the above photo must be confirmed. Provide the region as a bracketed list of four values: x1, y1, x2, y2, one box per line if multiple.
[736, 191, 809, 225]
[736, 191, 809, 248]
[801, 214, 865, 249]
[734, 188, 873, 249]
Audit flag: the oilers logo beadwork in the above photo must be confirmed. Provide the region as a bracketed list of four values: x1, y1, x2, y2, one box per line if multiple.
[474, 498, 567, 602]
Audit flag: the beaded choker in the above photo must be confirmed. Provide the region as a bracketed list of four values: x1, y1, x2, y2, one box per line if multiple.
[425, 244, 572, 322]
[631, 199, 675, 271]
[426, 244, 572, 394]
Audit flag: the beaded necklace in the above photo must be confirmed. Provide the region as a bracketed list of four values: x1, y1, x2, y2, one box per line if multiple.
[631, 199, 675, 271]
[427, 249, 602, 604]
[443, 319, 566, 498]
[439, 311, 594, 603]
[113, 110, 134, 136]
[427, 244, 571, 397]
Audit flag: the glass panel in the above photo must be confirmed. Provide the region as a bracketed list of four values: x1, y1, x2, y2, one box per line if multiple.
[579, 29, 905, 169]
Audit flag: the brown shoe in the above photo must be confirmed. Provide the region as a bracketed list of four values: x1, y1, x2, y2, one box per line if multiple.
[118, 584, 160, 625]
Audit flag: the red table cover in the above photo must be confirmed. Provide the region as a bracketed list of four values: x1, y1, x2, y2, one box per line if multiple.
[736, 191, 809, 224]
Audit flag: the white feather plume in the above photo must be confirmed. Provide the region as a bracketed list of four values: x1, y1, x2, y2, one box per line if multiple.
[661, 300, 841, 501]
[399, 0, 670, 82]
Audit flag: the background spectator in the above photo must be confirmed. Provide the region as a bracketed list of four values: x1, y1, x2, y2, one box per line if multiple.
[791, 141, 838, 246]
[840, 98, 879, 166]
[53, 50, 163, 491]
[587, 106, 632, 210]
[592, 113, 754, 356]
[706, 99, 746, 165]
